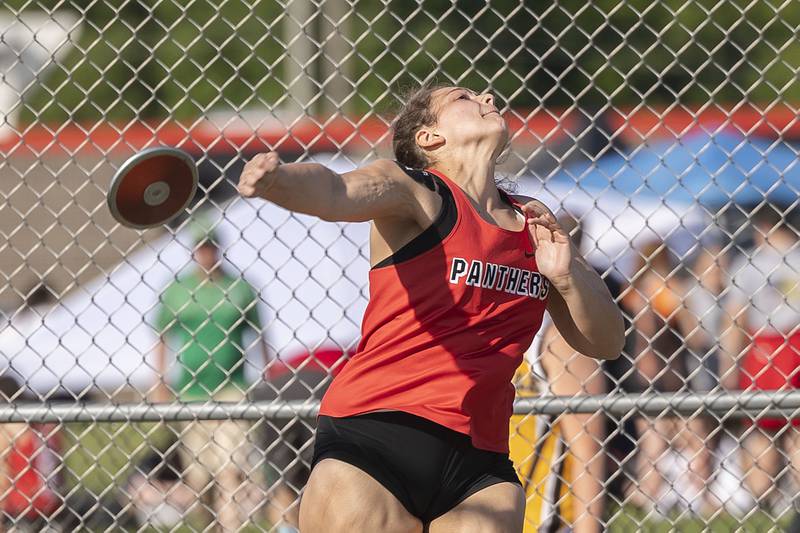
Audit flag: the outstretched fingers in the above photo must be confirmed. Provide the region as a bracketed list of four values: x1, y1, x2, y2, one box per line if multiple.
[521, 199, 555, 220]
[238, 151, 281, 198]
[523, 201, 569, 245]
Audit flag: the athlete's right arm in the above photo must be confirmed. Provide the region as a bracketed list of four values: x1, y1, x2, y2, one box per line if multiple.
[237, 152, 429, 224]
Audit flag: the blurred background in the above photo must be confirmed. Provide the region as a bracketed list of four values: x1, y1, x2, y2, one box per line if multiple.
[0, 0, 798, 531]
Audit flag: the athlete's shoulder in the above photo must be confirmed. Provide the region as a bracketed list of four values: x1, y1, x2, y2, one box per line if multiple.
[356, 158, 403, 176]
[351, 159, 408, 183]
[361, 160, 439, 189]
[345, 160, 432, 198]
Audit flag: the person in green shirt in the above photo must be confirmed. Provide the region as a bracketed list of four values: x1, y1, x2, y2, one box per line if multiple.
[153, 238, 264, 400]
[152, 226, 267, 531]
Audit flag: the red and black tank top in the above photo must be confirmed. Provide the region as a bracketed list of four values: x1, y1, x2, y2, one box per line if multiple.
[319, 166, 550, 452]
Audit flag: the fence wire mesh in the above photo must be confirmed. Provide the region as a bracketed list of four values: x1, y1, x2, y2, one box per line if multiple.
[0, 0, 799, 531]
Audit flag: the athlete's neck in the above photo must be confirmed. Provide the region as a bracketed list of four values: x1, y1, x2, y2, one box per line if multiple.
[430, 157, 502, 209]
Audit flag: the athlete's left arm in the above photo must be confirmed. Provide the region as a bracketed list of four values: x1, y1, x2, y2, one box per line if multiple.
[513, 196, 625, 360]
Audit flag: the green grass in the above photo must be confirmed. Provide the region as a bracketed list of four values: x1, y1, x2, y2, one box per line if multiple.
[61, 422, 172, 495]
[59, 421, 273, 531]
[607, 505, 788, 532]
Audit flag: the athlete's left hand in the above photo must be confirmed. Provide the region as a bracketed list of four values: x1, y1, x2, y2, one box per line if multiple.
[521, 200, 572, 290]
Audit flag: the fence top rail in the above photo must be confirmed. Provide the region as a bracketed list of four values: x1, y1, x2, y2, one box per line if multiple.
[3, 391, 800, 423]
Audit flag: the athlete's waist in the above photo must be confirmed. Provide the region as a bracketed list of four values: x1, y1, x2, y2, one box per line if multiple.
[318, 401, 512, 453]
[321, 372, 517, 444]
[321, 410, 473, 445]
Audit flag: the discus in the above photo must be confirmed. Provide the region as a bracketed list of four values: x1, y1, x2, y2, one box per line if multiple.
[107, 147, 198, 229]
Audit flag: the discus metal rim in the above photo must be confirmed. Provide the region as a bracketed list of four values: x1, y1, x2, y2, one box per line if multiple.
[107, 146, 199, 230]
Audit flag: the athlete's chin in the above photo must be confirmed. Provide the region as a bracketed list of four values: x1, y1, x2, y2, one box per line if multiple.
[490, 125, 509, 150]
[479, 117, 507, 137]
[459, 122, 507, 151]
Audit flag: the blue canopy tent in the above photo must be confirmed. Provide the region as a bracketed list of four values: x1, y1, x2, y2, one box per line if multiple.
[518, 175, 709, 279]
[521, 130, 799, 277]
[548, 130, 800, 211]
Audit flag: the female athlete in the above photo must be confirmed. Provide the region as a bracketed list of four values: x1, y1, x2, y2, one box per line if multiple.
[237, 85, 624, 533]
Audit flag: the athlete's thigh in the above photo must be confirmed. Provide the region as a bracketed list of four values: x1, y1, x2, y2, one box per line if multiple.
[427, 482, 525, 533]
[299, 458, 422, 533]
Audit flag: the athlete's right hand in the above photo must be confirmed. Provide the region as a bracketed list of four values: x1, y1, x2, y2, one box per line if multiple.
[238, 151, 281, 198]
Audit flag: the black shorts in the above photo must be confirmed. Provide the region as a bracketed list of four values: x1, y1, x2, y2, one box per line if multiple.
[311, 411, 520, 523]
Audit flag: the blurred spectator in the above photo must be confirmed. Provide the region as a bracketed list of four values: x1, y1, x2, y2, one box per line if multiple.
[674, 237, 731, 514]
[251, 347, 348, 533]
[0, 375, 143, 531]
[152, 223, 268, 531]
[0, 376, 63, 531]
[623, 237, 734, 515]
[622, 240, 688, 512]
[723, 204, 800, 508]
[537, 318, 605, 532]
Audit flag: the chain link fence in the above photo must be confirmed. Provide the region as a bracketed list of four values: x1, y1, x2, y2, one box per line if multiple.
[0, 0, 799, 531]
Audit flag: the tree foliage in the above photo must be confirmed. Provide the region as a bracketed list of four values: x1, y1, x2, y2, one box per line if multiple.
[10, 0, 799, 124]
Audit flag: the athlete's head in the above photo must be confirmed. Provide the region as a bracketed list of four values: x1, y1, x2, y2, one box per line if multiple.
[392, 85, 508, 169]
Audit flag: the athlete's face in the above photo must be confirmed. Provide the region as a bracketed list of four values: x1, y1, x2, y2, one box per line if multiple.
[427, 87, 508, 155]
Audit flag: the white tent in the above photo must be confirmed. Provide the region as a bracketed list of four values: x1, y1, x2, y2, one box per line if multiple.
[0, 155, 370, 395]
